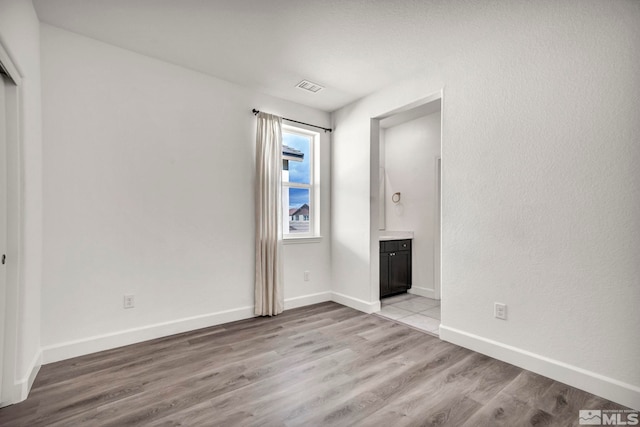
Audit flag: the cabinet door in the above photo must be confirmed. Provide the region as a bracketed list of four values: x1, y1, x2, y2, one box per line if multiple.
[389, 251, 411, 294]
[380, 252, 390, 297]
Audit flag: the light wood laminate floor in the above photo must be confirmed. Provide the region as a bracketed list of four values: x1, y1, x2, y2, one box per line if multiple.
[0, 302, 629, 426]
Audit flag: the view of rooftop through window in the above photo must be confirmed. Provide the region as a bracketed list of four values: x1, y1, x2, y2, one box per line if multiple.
[282, 130, 312, 234]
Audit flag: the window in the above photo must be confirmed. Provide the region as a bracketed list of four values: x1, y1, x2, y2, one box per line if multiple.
[282, 125, 319, 239]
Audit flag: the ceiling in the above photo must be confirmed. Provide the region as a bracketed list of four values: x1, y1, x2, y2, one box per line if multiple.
[33, 0, 530, 112]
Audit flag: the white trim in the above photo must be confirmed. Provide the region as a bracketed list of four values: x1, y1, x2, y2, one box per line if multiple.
[408, 286, 437, 300]
[331, 292, 380, 314]
[282, 124, 321, 239]
[282, 236, 323, 244]
[40, 292, 335, 365]
[0, 41, 22, 85]
[1, 350, 40, 407]
[284, 291, 332, 310]
[19, 351, 41, 402]
[439, 325, 640, 411]
[369, 118, 382, 303]
[41, 306, 256, 364]
[0, 47, 22, 408]
[433, 156, 442, 300]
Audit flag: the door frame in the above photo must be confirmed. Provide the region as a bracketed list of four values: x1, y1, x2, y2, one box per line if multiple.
[0, 41, 23, 407]
[369, 90, 443, 304]
[433, 156, 442, 300]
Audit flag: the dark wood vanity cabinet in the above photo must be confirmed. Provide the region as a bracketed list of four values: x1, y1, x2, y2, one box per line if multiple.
[380, 239, 412, 298]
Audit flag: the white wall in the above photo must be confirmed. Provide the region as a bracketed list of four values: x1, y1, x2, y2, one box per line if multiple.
[0, 0, 43, 402]
[383, 112, 441, 297]
[331, 99, 374, 309]
[332, 0, 640, 409]
[40, 24, 331, 361]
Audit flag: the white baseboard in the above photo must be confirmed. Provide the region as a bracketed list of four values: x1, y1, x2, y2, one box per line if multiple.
[408, 286, 437, 299]
[20, 351, 42, 401]
[439, 325, 640, 411]
[284, 292, 332, 310]
[1, 350, 42, 407]
[331, 292, 380, 314]
[41, 305, 256, 364]
[27, 297, 640, 411]
[41, 293, 336, 365]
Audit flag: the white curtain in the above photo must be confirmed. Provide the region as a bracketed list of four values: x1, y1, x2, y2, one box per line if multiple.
[254, 112, 284, 316]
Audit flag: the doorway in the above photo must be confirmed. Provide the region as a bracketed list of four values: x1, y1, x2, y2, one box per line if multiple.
[1, 65, 8, 407]
[370, 92, 443, 333]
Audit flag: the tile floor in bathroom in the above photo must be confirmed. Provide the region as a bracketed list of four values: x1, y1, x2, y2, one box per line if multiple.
[377, 293, 441, 335]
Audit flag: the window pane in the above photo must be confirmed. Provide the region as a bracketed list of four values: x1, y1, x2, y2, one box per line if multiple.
[283, 132, 311, 185]
[286, 187, 310, 234]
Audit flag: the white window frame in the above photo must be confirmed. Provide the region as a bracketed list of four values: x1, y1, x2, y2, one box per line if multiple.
[282, 124, 320, 241]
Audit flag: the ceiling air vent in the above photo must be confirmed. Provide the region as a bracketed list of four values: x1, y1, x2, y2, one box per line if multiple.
[296, 80, 324, 93]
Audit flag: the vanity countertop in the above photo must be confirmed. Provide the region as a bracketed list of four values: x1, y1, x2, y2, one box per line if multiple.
[379, 231, 414, 241]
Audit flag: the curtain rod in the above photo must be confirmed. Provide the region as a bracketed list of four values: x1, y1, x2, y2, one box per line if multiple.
[252, 109, 332, 133]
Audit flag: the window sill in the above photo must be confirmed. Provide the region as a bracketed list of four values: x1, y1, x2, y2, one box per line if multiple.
[283, 236, 323, 245]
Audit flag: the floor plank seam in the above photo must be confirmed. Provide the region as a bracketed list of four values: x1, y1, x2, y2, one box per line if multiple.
[371, 313, 440, 338]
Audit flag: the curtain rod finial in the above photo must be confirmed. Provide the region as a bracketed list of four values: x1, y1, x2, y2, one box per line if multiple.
[252, 109, 260, 115]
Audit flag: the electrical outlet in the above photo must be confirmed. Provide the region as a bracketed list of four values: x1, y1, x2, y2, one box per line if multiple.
[304, 271, 310, 281]
[123, 294, 135, 309]
[494, 302, 507, 320]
